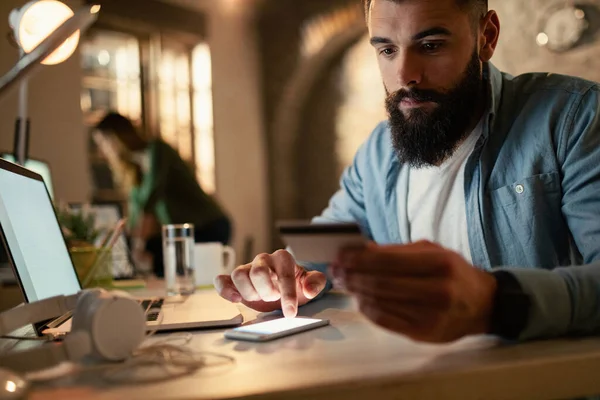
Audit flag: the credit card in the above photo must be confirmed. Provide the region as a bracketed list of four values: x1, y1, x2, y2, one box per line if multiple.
[278, 221, 367, 263]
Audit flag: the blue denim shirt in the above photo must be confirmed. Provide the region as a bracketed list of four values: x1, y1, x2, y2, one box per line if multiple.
[307, 63, 600, 340]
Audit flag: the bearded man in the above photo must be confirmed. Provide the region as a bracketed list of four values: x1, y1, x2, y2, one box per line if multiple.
[216, 0, 600, 343]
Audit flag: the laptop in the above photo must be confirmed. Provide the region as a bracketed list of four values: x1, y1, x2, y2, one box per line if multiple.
[0, 158, 243, 333]
[0, 153, 54, 273]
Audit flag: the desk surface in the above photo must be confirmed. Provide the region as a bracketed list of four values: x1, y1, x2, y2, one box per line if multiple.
[22, 291, 600, 400]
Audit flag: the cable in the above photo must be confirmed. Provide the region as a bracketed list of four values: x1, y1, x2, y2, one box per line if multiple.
[99, 341, 236, 384]
[25, 331, 235, 385]
[19, 292, 236, 385]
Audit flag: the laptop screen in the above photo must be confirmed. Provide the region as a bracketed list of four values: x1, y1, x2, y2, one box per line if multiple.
[0, 162, 81, 302]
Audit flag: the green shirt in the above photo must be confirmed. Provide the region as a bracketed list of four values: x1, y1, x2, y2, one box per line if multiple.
[128, 139, 226, 232]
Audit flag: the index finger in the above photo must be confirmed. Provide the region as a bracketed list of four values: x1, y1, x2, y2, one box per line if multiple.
[270, 250, 299, 317]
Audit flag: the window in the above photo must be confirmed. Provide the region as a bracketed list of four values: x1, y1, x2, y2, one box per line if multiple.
[81, 30, 143, 202]
[81, 31, 142, 127]
[192, 43, 215, 194]
[158, 44, 193, 163]
[157, 41, 216, 194]
[80, 30, 217, 202]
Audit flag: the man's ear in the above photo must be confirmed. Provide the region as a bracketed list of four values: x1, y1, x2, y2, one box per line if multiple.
[479, 10, 500, 62]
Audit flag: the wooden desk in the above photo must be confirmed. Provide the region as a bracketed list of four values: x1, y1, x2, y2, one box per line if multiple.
[23, 291, 600, 400]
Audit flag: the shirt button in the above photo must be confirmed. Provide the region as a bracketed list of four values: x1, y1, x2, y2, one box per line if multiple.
[515, 184, 525, 194]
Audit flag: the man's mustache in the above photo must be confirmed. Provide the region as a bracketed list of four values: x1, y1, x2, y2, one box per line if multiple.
[386, 88, 445, 106]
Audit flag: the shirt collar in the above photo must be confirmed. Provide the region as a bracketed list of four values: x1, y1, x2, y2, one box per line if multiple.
[483, 62, 504, 138]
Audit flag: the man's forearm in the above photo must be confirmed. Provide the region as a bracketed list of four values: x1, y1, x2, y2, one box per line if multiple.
[499, 263, 600, 340]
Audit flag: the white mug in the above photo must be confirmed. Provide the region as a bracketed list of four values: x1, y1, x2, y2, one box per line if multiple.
[194, 242, 236, 287]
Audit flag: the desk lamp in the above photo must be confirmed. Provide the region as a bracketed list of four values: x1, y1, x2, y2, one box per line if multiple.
[0, 1, 100, 165]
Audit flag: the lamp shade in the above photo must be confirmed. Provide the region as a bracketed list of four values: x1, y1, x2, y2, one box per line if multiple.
[9, 0, 80, 65]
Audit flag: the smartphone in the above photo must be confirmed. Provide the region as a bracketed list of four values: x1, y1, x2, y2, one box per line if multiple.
[224, 317, 330, 342]
[277, 220, 367, 263]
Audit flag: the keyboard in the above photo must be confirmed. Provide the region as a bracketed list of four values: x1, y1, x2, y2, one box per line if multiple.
[139, 298, 164, 322]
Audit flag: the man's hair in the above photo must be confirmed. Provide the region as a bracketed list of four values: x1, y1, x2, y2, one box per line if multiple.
[95, 111, 147, 152]
[363, 0, 488, 22]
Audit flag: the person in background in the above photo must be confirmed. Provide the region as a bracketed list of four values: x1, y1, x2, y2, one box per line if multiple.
[93, 112, 231, 277]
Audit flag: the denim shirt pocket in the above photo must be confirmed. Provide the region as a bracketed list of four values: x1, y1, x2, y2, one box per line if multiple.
[486, 172, 565, 267]
[489, 172, 561, 207]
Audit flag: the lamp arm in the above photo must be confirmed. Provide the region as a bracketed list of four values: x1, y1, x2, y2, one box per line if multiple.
[0, 4, 99, 104]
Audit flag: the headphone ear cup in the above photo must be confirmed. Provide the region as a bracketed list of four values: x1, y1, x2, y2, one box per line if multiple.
[71, 288, 106, 333]
[84, 292, 146, 361]
[61, 330, 92, 363]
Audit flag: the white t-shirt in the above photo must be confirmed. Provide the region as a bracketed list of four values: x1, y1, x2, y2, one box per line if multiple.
[402, 119, 484, 264]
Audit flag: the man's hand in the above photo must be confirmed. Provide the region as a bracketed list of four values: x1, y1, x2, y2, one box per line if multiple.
[331, 241, 497, 343]
[214, 250, 327, 317]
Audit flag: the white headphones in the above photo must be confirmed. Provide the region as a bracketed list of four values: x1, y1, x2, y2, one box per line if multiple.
[0, 289, 146, 373]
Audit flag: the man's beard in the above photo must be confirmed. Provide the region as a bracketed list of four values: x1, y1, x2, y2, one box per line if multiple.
[386, 50, 483, 168]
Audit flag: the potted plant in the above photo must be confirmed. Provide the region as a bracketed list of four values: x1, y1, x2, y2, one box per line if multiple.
[55, 204, 112, 288]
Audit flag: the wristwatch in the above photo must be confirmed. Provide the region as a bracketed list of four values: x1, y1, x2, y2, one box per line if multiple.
[489, 270, 531, 340]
